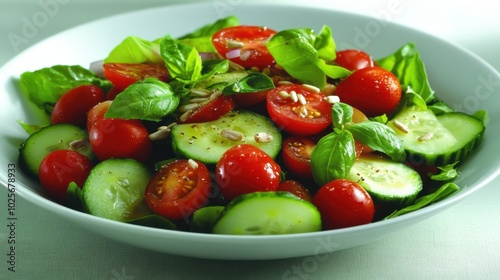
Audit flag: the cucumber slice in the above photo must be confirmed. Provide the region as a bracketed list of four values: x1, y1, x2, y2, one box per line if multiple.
[348, 154, 423, 208]
[212, 192, 322, 235]
[171, 110, 282, 164]
[18, 123, 94, 178]
[82, 158, 152, 222]
[388, 106, 485, 166]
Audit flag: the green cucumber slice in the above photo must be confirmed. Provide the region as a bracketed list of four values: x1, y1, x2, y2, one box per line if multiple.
[388, 106, 485, 166]
[18, 123, 94, 179]
[348, 154, 423, 208]
[171, 110, 282, 164]
[212, 191, 322, 235]
[82, 158, 152, 222]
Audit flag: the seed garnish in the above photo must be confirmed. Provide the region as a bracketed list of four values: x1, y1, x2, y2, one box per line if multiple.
[392, 120, 410, 133]
[418, 132, 434, 142]
[220, 129, 243, 141]
[254, 132, 273, 143]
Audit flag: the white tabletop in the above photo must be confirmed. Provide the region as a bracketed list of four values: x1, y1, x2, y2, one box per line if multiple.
[1, 0, 499, 279]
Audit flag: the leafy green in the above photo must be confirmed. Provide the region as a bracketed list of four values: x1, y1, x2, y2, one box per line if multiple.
[16, 120, 46, 135]
[66, 182, 84, 212]
[331, 102, 353, 130]
[104, 78, 180, 121]
[160, 36, 203, 84]
[310, 130, 356, 187]
[19, 65, 111, 114]
[384, 183, 460, 219]
[222, 72, 275, 95]
[127, 215, 177, 230]
[376, 43, 435, 104]
[430, 162, 459, 181]
[267, 26, 350, 89]
[103, 36, 163, 64]
[178, 16, 239, 53]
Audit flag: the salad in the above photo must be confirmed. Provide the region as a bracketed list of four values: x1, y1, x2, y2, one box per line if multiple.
[16, 16, 487, 235]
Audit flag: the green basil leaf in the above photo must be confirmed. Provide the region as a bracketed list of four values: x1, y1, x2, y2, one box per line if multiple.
[472, 109, 489, 126]
[347, 121, 406, 162]
[430, 162, 459, 181]
[19, 65, 111, 114]
[200, 59, 229, 80]
[103, 36, 162, 64]
[314, 25, 336, 61]
[160, 36, 203, 84]
[331, 102, 353, 129]
[310, 130, 356, 187]
[384, 182, 460, 219]
[427, 101, 454, 115]
[376, 43, 435, 103]
[66, 182, 84, 212]
[16, 120, 46, 135]
[222, 72, 275, 95]
[127, 214, 177, 230]
[104, 78, 180, 121]
[316, 60, 352, 80]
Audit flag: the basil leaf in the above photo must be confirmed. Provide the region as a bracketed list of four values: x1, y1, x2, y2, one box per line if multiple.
[347, 121, 406, 162]
[66, 182, 84, 212]
[160, 36, 203, 84]
[222, 72, 275, 95]
[427, 101, 454, 115]
[331, 102, 353, 130]
[16, 120, 46, 135]
[127, 215, 177, 230]
[430, 162, 459, 181]
[103, 36, 162, 64]
[267, 27, 350, 89]
[104, 78, 180, 121]
[473, 109, 489, 125]
[384, 182, 460, 219]
[310, 130, 356, 187]
[19, 65, 111, 114]
[376, 43, 435, 104]
[200, 59, 229, 80]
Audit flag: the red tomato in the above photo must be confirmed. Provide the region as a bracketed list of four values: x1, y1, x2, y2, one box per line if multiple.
[282, 136, 317, 180]
[86, 100, 112, 132]
[39, 150, 93, 203]
[89, 118, 152, 162]
[102, 63, 169, 91]
[215, 144, 281, 201]
[51, 85, 105, 128]
[106, 86, 122, 100]
[267, 84, 332, 136]
[234, 90, 269, 107]
[335, 67, 402, 117]
[144, 159, 212, 220]
[277, 180, 312, 202]
[212, 25, 277, 69]
[335, 49, 374, 71]
[179, 95, 236, 124]
[312, 179, 375, 230]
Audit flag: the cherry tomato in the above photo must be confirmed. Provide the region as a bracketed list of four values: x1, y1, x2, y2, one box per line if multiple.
[86, 100, 112, 132]
[282, 135, 317, 180]
[312, 179, 375, 230]
[212, 25, 277, 69]
[215, 144, 281, 201]
[89, 117, 152, 162]
[39, 150, 93, 203]
[335, 67, 402, 117]
[277, 180, 312, 202]
[267, 84, 332, 136]
[102, 63, 169, 91]
[106, 86, 122, 100]
[234, 90, 269, 107]
[335, 49, 374, 71]
[179, 95, 236, 124]
[144, 159, 212, 220]
[51, 85, 105, 128]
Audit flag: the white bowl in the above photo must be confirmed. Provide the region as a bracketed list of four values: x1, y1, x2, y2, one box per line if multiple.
[1, 2, 499, 260]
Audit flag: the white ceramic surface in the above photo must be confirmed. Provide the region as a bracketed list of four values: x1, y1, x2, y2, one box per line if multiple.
[0, 2, 499, 260]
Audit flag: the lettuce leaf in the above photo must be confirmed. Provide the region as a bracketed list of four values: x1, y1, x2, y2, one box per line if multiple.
[103, 36, 163, 64]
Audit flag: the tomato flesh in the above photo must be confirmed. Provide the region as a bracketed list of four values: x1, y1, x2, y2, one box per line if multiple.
[39, 150, 93, 203]
[277, 180, 312, 202]
[102, 63, 169, 91]
[335, 66, 402, 117]
[312, 179, 375, 230]
[215, 144, 281, 201]
[267, 84, 332, 136]
[212, 26, 277, 69]
[144, 159, 212, 220]
[282, 135, 317, 180]
[179, 95, 236, 124]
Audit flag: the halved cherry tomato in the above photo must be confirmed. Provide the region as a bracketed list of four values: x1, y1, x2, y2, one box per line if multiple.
[51, 85, 105, 128]
[106, 86, 122, 100]
[312, 179, 375, 230]
[212, 26, 277, 69]
[87, 100, 112, 132]
[39, 150, 93, 203]
[277, 180, 312, 202]
[215, 144, 281, 201]
[179, 95, 236, 124]
[102, 63, 169, 91]
[267, 84, 332, 136]
[335, 49, 374, 71]
[144, 159, 212, 220]
[335, 66, 402, 117]
[282, 135, 317, 180]
[89, 117, 152, 162]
